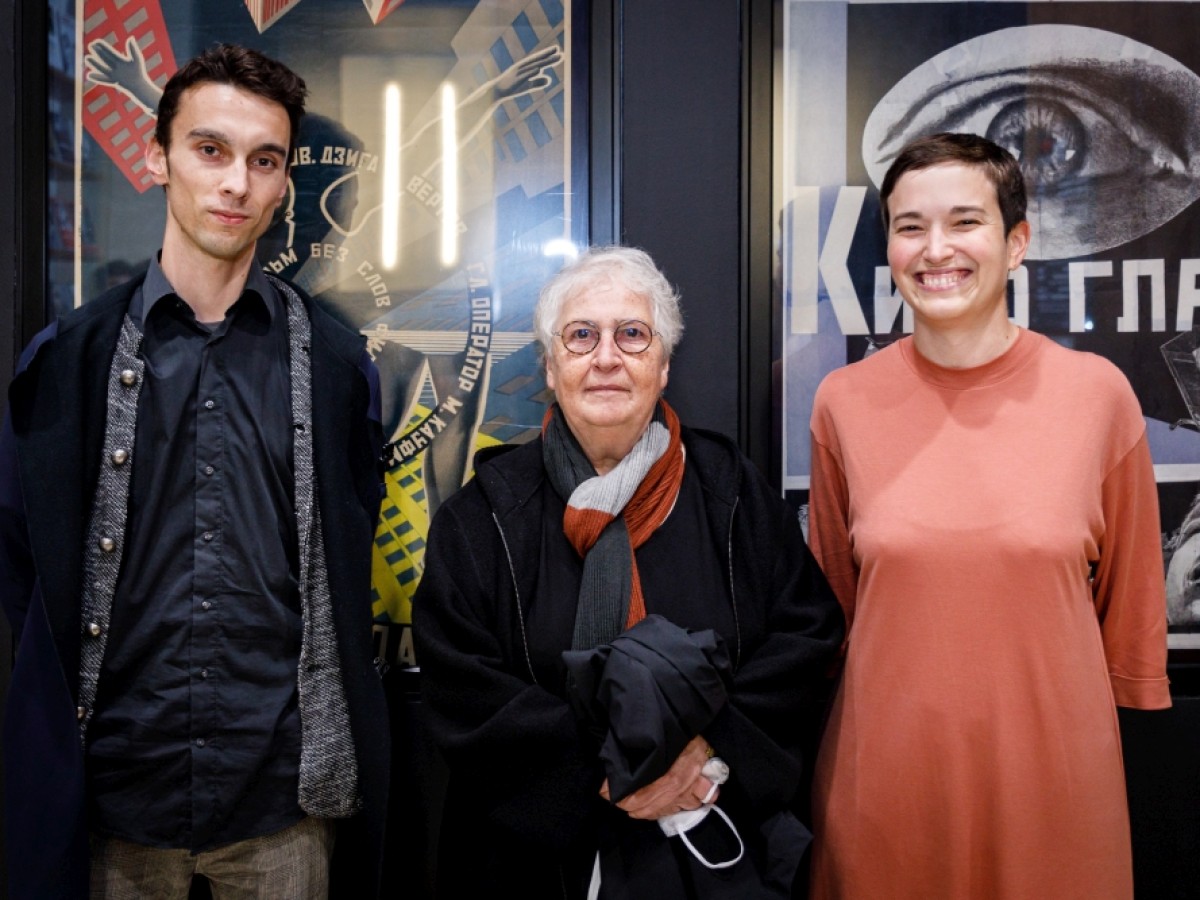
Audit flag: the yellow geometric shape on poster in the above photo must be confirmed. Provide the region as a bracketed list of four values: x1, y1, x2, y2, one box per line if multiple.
[371, 406, 502, 623]
[371, 453, 428, 623]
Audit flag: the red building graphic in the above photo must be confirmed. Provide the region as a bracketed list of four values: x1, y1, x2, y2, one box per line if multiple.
[82, 0, 176, 193]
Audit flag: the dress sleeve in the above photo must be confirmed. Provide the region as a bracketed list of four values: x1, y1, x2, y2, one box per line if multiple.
[1091, 432, 1171, 709]
[413, 498, 601, 849]
[808, 418, 858, 637]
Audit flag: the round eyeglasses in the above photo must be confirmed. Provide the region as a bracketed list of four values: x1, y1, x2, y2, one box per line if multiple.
[555, 319, 657, 355]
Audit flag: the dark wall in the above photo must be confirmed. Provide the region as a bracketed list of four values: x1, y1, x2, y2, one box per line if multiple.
[618, 0, 743, 442]
[0, 0, 18, 892]
[1121, 691, 1200, 899]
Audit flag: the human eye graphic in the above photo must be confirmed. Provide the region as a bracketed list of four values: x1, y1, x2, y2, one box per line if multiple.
[862, 25, 1200, 260]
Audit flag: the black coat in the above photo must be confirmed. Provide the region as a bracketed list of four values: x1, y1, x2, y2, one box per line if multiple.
[0, 275, 390, 899]
[414, 427, 844, 897]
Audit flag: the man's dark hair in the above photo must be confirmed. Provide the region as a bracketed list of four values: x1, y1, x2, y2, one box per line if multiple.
[154, 43, 308, 159]
[880, 132, 1027, 235]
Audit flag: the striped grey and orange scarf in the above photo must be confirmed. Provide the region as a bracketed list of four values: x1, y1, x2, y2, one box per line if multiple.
[543, 399, 685, 650]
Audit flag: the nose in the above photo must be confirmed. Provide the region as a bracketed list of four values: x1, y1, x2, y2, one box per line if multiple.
[220, 159, 250, 198]
[591, 330, 623, 367]
[923, 225, 952, 263]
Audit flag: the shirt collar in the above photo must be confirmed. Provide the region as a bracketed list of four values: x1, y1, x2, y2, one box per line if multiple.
[136, 254, 280, 327]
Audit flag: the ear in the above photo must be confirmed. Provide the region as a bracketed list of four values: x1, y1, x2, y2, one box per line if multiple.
[145, 137, 169, 187]
[659, 357, 670, 393]
[1007, 220, 1031, 270]
[544, 352, 557, 392]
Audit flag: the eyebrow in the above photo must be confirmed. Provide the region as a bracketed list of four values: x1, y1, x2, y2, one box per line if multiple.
[892, 204, 989, 222]
[186, 128, 288, 158]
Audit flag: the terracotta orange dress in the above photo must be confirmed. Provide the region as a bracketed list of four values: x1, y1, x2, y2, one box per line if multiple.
[807, 329, 1170, 900]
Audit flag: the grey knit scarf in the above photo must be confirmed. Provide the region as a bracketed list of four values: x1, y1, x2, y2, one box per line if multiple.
[542, 402, 678, 650]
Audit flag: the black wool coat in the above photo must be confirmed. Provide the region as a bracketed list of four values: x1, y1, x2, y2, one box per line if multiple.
[414, 427, 845, 898]
[0, 275, 390, 899]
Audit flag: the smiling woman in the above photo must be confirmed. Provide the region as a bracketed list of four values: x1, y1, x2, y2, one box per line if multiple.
[807, 134, 1171, 900]
[883, 162, 1029, 365]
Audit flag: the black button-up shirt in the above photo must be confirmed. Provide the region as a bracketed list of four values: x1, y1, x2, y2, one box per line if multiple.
[86, 258, 305, 850]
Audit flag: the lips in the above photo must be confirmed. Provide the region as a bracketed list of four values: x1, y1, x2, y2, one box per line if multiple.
[211, 209, 250, 225]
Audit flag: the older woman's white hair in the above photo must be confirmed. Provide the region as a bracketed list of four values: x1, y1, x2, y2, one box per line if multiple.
[533, 246, 685, 359]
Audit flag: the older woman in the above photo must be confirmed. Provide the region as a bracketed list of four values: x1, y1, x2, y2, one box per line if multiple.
[414, 246, 843, 898]
[808, 133, 1171, 899]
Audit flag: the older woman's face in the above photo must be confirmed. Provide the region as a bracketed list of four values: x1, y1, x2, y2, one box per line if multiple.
[545, 279, 669, 458]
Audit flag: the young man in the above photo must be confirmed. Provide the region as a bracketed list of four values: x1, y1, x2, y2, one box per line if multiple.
[0, 45, 389, 898]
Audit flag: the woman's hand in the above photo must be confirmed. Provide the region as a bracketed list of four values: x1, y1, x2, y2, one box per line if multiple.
[599, 735, 718, 820]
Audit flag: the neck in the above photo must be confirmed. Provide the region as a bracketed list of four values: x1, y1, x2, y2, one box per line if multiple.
[580, 434, 640, 476]
[912, 308, 1018, 369]
[159, 243, 256, 324]
[571, 416, 656, 477]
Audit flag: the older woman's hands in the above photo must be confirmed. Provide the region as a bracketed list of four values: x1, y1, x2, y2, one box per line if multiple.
[599, 735, 717, 820]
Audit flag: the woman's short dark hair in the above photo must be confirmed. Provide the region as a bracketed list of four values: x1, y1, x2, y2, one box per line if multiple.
[154, 43, 308, 158]
[879, 132, 1027, 235]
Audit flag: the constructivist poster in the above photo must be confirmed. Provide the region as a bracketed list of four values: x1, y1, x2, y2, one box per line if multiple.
[777, 1, 1200, 647]
[51, 0, 583, 665]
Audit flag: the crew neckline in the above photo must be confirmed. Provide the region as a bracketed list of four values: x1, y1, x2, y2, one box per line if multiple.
[898, 327, 1041, 390]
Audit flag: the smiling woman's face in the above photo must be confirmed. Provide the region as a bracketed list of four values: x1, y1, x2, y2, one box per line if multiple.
[886, 163, 1029, 335]
[545, 277, 669, 474]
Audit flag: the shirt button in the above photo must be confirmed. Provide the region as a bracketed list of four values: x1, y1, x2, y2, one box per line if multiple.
[195, 738, 206, 748]
[204, 399, 215, 409]
[201, 600, 212, 611]
[200, 668, 209, 679]
[98, 536, 115, 552]
[111, 449, 129, 466]
[76, 706, 87, 720]
[203, 465, 214, 476]
[202, 532, 214, 542]
[119, 369, 137, 386]
[86, 622, 102, 637]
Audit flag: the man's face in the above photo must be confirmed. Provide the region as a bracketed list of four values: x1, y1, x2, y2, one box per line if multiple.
[145, 82, 290, 269]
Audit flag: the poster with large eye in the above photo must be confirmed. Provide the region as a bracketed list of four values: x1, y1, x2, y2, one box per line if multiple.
[777, 1, 1200, 648]
[49, 0, 583, 667]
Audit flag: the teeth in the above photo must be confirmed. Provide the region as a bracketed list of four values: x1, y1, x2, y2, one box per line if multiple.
[920, 272, 963, 289]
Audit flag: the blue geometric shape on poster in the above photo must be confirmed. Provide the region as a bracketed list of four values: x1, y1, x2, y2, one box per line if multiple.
[540, 0, 564, 28]
[513, 13, 539, 53]
[527, 111, 552, 148]
[503, 130, 527, 162]
[490, 37, 514, 72]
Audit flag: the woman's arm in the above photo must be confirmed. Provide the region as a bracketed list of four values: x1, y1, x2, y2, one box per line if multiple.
[1092, 432, 1171, 710]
